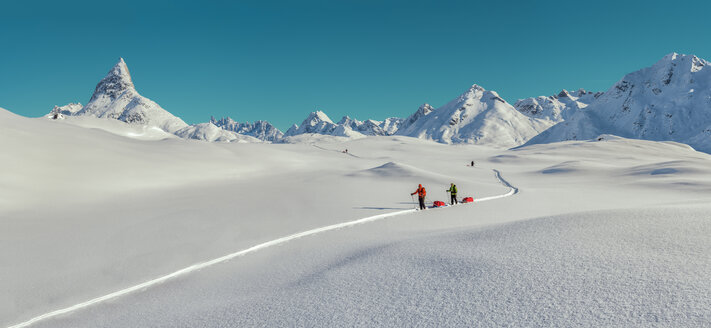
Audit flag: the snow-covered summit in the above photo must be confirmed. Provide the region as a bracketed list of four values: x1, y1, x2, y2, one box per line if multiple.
[514, 89, 602, 122]
[525, 53, 711, 153]
[89, 58, 134, 101]
[74, 58, 189, 133]
[396, 84, 554, 147]
[285, 111, 339, 136]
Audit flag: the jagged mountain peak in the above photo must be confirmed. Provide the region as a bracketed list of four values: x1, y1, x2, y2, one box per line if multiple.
[418, 103, 434, 114]
[573, 88, 589, 97]
[307, 110, 333, 123]
[514, 87, 599, 122]
[71, 58, 188, 133]
[284, 111, 338, 137]
[337, 115, 357, 125]
[454, 84, 509, 105]
[652, 52, 708, 74]
[90, 58, 135, 101]
[457, 84, 487, 101]
[211, 116, 284, 142]
[468, 84, 486, 93]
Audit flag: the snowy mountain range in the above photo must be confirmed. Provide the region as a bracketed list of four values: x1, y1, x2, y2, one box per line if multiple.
[282, 111, 403, 139]
[174, 123, 261, 143]
[514, 89, 602, 122]
[210, 116, 283, 142]
[526, 53, 711, 153]
[37, 53, 711, 152]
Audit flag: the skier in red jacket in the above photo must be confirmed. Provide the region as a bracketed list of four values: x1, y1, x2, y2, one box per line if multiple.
[411, 184, 427, 210]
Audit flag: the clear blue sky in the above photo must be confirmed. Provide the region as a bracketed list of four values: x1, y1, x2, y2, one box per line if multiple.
[2, 0, 710, 130]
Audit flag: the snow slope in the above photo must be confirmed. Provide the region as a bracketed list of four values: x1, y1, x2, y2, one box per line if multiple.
[527, 53, 711, 153]
[396, 84, 554, 147]
[42, 206, 710, 327]
[41, 115, 178, 141]
[3, 105, 711, 327]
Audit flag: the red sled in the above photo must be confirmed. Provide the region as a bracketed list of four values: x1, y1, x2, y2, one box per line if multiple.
[432, 201, 446, 207]
[462, 197, 474, 203]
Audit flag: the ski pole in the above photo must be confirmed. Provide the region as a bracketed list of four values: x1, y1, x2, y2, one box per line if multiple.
[410, 194, 416, 209]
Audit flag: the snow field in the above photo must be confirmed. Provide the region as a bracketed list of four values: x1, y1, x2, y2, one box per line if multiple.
[3, 109, 711, 326]
[38, 206, 711, 327]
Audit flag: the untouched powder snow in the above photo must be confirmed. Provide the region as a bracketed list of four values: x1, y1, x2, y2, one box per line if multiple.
[10, 169, 517, 328]
[44, 206, 710, 327]
[2, 104, 711, 327]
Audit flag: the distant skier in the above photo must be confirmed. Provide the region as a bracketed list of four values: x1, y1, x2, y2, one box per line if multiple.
[411, 184, 427, 210]
[470, 160, 475, 167]
[446, 183, 458, 205]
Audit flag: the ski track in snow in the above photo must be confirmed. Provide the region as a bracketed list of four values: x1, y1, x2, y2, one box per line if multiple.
[8, 170, 517, 328]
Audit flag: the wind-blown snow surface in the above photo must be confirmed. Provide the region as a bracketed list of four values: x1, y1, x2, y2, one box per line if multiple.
[527, 53, 711, 153]
[3, 107, 711, 327]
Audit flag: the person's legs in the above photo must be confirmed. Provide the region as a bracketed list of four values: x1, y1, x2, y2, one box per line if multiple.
[419, 197, 426, 210]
